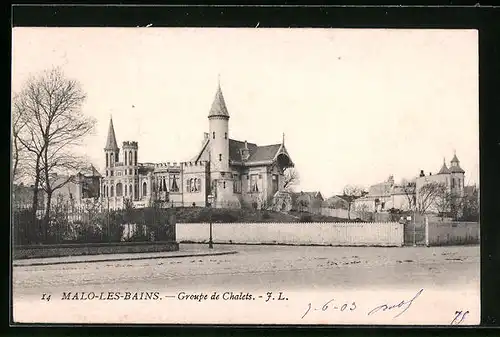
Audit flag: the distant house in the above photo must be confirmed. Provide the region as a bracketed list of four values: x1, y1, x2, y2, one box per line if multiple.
[51, 165, 102, 209]
[12, 183, 45, 210]
[353, 153, 469, 215]
[12, 165, 102, 212]
[322, 195, 349, 210]
[291, 191, 324, 214]
[353, 175, 412, 213]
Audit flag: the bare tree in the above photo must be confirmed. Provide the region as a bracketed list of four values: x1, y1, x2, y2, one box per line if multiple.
[401, 178, 446, 215]
[415, 182, 447, 214]
[356, 203, 372, 222]
[283, 167, 299, 191]
[401, 179, 417, 212]
[15, 67, 96, 226]
[435, 189, 452, 220]
[342, 185, 365, 220]
[11, 93, 29, 184]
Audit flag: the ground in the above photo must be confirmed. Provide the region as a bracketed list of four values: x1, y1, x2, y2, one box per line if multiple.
[13, 244, 480, 325]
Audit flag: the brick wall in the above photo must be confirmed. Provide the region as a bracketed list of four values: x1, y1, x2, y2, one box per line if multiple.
[13, 241, 179, 260]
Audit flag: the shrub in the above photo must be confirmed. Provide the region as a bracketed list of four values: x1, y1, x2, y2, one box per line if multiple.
[299, 213, 313, 222]
[261, 211, 271, 220]
[73, 220, 103, 243]
[13, 209, 44, 245]
[102, 211, 125, 242]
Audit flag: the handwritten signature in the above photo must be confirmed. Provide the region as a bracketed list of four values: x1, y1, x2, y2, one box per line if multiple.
[367, 288, 424, 318]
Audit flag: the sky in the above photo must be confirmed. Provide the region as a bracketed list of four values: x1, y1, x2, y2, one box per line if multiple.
[11, 28, 479, 197]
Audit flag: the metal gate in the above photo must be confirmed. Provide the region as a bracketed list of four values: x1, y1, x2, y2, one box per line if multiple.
[404, 222, 427, 246]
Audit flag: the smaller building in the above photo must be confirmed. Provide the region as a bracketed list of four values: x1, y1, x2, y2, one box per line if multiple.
[322, 195, 349, 210]
[353, 153, 467, 215]
[291, 191, 324, 214]
[12, 183, 45, 210]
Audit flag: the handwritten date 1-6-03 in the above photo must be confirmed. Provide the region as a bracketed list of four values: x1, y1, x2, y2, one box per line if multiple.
[302, 299, 357, 319]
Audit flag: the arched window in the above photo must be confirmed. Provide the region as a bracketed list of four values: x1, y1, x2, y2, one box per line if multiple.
[129, 151, 132, 166]
[110, 185, 114, 197]
[124, 151, 127, 165]
[129, 184, 133, 197]
[213, 132, 215, 139]
[143, 182, 148, 196]
[134, 151, 137, 166]
[124, 185, 127, 196]
[115, 152, 119, 162]
[219, 154, 222, 161]
[106, 154, 109, 167]
[225, 132, 227, 139]
[116, 183, 123, 197]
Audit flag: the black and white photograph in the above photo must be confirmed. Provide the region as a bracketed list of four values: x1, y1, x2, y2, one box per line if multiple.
[11, 26, 479, 325]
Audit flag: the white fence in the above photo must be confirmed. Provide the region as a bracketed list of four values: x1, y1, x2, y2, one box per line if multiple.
[176, 222, 404, 247]
[426, 221, 480, 246]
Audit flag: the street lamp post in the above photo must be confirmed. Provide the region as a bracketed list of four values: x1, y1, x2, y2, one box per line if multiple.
[207, 194, 214, 249]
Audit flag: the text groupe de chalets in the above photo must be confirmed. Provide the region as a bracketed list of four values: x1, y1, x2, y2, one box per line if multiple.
[178, 291, 254, 302]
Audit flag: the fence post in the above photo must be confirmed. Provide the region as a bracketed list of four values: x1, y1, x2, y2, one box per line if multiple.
[425, 216, 429, 247]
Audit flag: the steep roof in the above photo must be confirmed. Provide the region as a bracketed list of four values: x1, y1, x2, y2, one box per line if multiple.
[449, 165, 465, 173]
[247, 144, 282, 162]
[105, 118, 119, 150]
[322, 195, 349, 208]
[229, 139, 292, 166]
[438, 160, 451, 175]
[79, 164, 102, 177]
[292, 191, 324, 201]
[208, 84, 230, 119]
[367, 182, 392, 197]
[229, 139, 258, 162]
[449, 153, 465, 173]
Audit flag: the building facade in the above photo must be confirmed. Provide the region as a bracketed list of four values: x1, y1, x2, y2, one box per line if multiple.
[353, 153, 466, 214]
[100, 82, 294, 210]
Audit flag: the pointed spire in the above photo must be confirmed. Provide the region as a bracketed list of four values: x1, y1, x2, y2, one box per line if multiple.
[105, 117, 119, 150]
[451, 150, 460, 164]
[208, 77, 230, 119]
[438, 157, 451, 175]
[282, 132, 285, 145]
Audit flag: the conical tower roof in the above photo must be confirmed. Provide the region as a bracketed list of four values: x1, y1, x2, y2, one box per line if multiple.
[104, 117, 119, 150]
[438, 158, 451, 175]
[450, 152, 465, 173]
[208, 81, 230, 119]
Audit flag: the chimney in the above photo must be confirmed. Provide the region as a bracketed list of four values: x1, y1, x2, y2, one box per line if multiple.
[241, 141, 250, 161]
[419, 170, 425, 177]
